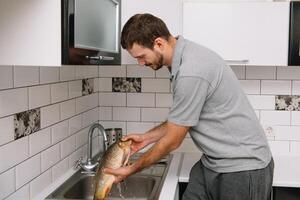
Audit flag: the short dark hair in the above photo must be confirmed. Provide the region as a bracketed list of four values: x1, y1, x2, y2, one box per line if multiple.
[121, 13, 171, 50]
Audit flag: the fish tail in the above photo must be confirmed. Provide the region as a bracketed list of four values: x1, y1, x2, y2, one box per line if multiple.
[94, 177, 114, 200]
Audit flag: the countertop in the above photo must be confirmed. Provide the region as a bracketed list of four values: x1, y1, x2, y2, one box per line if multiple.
[178, 152, 300, 188]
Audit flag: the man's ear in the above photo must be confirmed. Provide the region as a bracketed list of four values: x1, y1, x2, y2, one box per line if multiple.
[154, 37, 166, 50]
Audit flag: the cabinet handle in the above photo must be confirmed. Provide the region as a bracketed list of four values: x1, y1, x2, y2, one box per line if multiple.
[86, 56, 115, 61]
[225, 59, 249, 64]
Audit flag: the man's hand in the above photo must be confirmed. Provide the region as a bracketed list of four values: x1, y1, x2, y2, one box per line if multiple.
[103, 165, 136, 183]
[122, 134, 148, 155]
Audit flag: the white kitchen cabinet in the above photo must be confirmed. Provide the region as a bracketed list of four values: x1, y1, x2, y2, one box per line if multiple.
[0, 0, 61, 66]
[183, 1, 290, 66]
[121, 0, 182, 65]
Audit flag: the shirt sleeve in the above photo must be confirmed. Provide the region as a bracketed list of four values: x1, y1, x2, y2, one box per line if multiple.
[168, 76, 212, 127]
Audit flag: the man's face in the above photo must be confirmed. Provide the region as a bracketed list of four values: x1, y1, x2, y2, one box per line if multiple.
[128, 43, 164, 70]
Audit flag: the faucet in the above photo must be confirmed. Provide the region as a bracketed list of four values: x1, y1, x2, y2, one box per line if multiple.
[76, 123, 108, 172]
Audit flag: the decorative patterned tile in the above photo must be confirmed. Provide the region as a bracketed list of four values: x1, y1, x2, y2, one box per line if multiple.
[82, 79, 94, 96]
[14, 108, 41, 140]
[275, 95, 300, 111]
[112, 77, 141, 93]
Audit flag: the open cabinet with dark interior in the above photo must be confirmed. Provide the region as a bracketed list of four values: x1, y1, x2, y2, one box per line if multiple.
[61, 0, 121, 65]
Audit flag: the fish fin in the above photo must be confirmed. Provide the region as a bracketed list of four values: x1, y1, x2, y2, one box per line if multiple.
[122, 149, 131, 167]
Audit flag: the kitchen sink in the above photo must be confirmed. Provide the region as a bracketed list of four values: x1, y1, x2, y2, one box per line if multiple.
[46, 154, 171, 200]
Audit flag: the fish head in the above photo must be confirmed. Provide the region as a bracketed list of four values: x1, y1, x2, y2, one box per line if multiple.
[117, 139, 132, 150]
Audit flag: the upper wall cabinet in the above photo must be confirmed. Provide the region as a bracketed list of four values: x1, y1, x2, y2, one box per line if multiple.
[183, 1, 290, 66]
[0, 0, 61, 66]
[121, 0, 182, 65]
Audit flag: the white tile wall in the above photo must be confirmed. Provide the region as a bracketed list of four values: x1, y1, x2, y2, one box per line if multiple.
[0, 65, 100, 199]
[0, 116, 14, 146]
[292, 81, 300, 95]
[99, 107, 112, 121]
[142, 79, 170, 93]
[156, 93, 173, 107]
[60, 66, 76, 81]
[40, 67, 59, 84]
[0, 88, 28, 117]
[41, 143, 60, 172]
[0, 66, 13, 90]
[52, 157, 69, 182]
[16, 154, 40, 189]
[291, 111, 300, 126]
[30, 169, 51, 199]
[82, 108, 98, 127]
[99, 66, 126, 77]
[141, 108, 169, 122]
[274, 126, 300, 141]
[246, 95, 275, 110]
[5, 184, 29, 200]
[29, 85, 51, 109]
[75, 66, 98, 79]
[98, 78, 112, 92]
[51, 82, 69, 103]
[68, 80, 82, 99]
[268, 140, 290, 155]
[41, 104, 60, 128]
[99, 93, 126, 106]
[29, 128, 51, 156]
[75, 128, 89, 149]
[0, 137, 28, 174]
[127, 65, 155, 77]
[260, 111, 290, 125]
[75, 93, 98, 114]
[60, 135, 76, 158]
[126, 122, 155, 133]
[60, 99, 76, 120]
[246, 66, 276, 80]
[0, 168, 15, 199]
[14, 66, 39, 88]
[69, 115, 82, 135]
[290, 141, 300, 155]
[239, 80, 260, 94]
[277, 66, 300, 80]
[127, 93, 155, 107]
[113, 107, 140, 121]
[51, 120, 69, 144]
[261, 80, 292, 95]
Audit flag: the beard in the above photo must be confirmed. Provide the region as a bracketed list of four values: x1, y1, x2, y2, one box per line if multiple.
[145, 52, 164, 70]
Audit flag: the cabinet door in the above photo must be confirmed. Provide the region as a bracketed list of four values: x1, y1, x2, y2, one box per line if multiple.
[121, 0, 182, 65]
[0, 0, 61, 66]
[183, 2, 290, 66]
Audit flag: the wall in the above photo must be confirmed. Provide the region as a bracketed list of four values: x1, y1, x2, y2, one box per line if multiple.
[0, 65, 101, 200]
[0, 64, 300, 199]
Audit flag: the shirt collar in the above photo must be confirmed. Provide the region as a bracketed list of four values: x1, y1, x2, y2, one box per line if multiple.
[171, 35, 186, 78]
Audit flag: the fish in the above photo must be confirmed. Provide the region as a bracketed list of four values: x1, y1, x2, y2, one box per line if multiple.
[93, 139, 132, 200]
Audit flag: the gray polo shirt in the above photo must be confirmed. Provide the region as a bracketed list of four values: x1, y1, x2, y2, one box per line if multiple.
[168, 36, 272, 173]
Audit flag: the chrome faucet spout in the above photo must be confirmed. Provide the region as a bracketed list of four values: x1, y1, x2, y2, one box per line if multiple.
[87, 123, 108, 164]
[77, 123, 108, 172]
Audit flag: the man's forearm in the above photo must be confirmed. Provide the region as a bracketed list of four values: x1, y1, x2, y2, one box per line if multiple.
[131, 122, 189, 173]
[143, 121, 168, 144]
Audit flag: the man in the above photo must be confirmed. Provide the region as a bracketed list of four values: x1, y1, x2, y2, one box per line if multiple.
[104, 13, 273, 200]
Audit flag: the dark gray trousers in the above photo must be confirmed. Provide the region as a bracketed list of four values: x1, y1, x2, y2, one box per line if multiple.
[182, 159, 274, 200]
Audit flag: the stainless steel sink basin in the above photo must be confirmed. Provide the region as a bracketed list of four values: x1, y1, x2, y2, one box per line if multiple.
[46, 154, 171, 200]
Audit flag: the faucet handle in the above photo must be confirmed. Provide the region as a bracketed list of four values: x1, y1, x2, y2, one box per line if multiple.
[75, 157, 84, 169]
